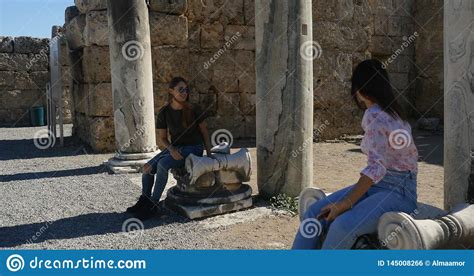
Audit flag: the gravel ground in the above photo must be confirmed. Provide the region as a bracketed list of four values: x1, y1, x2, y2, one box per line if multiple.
[0, 125, 444, 249]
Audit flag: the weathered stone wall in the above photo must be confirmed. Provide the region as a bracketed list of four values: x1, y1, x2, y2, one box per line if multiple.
[0, 33, 73, 127]
[413, 0, 444, 119]
[63, 0, 441, 152]
[314, 0, 418, 138]
[0, 37, 49, 126]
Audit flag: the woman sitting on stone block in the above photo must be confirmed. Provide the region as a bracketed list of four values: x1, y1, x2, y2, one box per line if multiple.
[126, 76, 213, 220]
[292, 59, 419, 249]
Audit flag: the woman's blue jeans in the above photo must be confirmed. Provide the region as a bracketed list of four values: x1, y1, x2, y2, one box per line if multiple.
[142, 144, 204, 202]
[292, 170, 418, 249]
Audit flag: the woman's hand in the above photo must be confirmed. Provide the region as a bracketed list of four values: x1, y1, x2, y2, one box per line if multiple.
[169, 147, 184, 160]
[143, 163, 152, 174]
[318, 200, 351, 221]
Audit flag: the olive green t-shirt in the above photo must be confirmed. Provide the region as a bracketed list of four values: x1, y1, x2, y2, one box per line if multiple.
[156, 104, 207, 146]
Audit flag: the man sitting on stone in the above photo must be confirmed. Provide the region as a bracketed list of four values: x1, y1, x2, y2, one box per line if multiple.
[126, 76, 213, 220]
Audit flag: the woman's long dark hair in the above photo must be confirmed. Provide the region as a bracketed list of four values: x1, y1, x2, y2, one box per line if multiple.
[169, 76, 195, 127]
[351, 59, 406, 121]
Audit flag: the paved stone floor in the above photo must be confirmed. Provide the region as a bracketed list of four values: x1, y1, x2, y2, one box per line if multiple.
[0, 125, 444, 249]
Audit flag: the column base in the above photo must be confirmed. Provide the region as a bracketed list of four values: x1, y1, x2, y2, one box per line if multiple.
[105, 151, 158, 174]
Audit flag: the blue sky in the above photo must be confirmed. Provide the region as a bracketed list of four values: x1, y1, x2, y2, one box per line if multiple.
[0, 0, 74, 38]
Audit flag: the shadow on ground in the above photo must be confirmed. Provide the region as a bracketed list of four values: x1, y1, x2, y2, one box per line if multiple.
[0, 165, 105, 182]
[0, 136, 91, 161]
[0, 210, 189, 248]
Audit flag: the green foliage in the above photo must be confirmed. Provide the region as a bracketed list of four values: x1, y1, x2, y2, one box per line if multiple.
[269, 193, 298, 216]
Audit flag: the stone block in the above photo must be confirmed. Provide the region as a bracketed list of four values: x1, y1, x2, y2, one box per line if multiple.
[244, 115, 256, 138]
[209, 50, 235, 71]
[239, 91, 255, 115]
[86, 83, 113, 116]
[313, 0, 354, 22]
[60, 42, 70, 66]
[0, 90, 43, 109]
[237, 71, 255, 93]
[0, 36, 14, 53]
[199, 93, 217, 116]
[353, 0, 372, 27]
[334, 52, 353, 82]
[213, 69, 239, 93]
[368, 0, 394, 15]
[84, 10, 109, 46]
[201, 24, 224, 49]
[26, 52, 49, 72]
[373, 16, 389, 36]
[13, 37, 49, 54]
[313, 79, 351, 109]
[224, 25, 255, 50]
[64, 14, 86, 50]
[313, 21, 368, 53]
[190, 75, 212, 93]
[187, 0, 244, 24]
[221, 0, 244, 25]
[65, 6, 80, 24]
[82, 46, 111, 83]
[217, 92, 241, 115]
[390, 72, 409, 92]
[314, 50, 336, 78]
[189, 51, 214, 80]
[187, 22, 202, 51]
[234, 50, 255, 72]
[75, 0, 107, 13]
[369, 35, 393, 56]
[152, 47, 190, 83]
[72, 84, 89, 114]
[244, 0, 255, 25]
[30, 71, 49, 89]
[153, 82, 170, 110]
[149, 14, 188, 48]
[392, 0, 415, 16]
[0, 53, 28, 71]
[12, 72, 37, 90]
[149, 0, 187, 15]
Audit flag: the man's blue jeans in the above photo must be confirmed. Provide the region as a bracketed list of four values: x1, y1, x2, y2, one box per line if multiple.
[292, 170, 418, 249]
[142, 144, 204, 202]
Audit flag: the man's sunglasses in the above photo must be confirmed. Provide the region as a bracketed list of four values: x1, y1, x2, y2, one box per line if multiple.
[178, 87, 190, 94]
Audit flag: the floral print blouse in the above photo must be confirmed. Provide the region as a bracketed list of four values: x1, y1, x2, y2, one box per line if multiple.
[360, 104, 418, 183]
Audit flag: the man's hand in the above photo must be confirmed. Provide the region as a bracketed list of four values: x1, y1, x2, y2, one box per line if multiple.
[169, 147, 184, 160]
[318, 200, 351, 221]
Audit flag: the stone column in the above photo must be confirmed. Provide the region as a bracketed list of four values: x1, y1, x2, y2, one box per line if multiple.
[443, 0, 474, 210]
[255, 0, 313, 198]
[106, 0, 157, 173]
